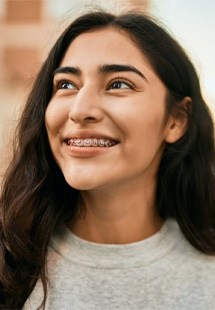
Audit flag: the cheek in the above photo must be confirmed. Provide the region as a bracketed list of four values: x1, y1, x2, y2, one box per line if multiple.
[120, 105, 166, 141]
[45, 102, 66, 134]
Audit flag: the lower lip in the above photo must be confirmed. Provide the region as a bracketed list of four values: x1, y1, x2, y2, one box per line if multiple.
[64, 143, 117, 158]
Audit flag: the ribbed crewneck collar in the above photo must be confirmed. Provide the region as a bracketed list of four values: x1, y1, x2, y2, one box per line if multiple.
[50, 219, 182, 269]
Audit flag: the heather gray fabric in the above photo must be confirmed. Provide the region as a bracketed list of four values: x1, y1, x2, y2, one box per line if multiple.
[24, 219, 215, 310]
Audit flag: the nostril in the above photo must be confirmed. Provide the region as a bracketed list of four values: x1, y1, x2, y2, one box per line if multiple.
[68, 106, 103, 123]
[69, 114, 100, 124]
[85, 116, 97, 121]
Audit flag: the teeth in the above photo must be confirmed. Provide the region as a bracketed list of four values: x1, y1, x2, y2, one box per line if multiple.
[84, 139, 92, 147]
[92, 139, 98, 146]
[98, 139, 105, 147]
[68, 138, 116, 147]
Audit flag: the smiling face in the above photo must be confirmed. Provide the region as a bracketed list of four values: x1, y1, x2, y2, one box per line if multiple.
[45, 27, 180, 191]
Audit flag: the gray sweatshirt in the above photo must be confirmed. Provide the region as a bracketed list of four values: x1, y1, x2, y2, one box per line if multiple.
[24, 219, 215, 310]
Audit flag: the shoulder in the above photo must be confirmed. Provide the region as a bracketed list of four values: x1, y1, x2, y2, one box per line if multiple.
[163, 219, 215, 276]
[23, 280, 44, 310]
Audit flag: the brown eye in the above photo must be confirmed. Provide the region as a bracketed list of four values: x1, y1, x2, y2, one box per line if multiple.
[108, 79, 134, 90]
[54, 79, 77, 91]
[112, 82, 129, 89]
[59, 81, 75, 90]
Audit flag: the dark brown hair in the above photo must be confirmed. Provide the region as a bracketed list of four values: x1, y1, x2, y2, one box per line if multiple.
[0, 10, 214, 309]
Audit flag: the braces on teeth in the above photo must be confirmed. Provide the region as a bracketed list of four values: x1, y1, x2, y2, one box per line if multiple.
[68, 138, 116, 147]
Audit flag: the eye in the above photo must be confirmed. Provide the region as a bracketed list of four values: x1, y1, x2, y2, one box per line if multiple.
[108, 79, 134, 90]
[61, 81, 75, 89]
[55, 79, 77, 91]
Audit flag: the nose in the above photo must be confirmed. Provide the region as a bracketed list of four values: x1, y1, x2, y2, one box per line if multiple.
[68, 85, 103, 124]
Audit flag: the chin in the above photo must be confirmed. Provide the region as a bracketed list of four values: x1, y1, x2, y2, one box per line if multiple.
[63, 174, 99, 191]
[61, 163, 113, 191]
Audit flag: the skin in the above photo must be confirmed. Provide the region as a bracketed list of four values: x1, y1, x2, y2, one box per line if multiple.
[45, 27, 186, 244]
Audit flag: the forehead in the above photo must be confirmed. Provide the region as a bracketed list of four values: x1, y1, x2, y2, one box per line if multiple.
[58, 27, 167, 94]
[61, 27, 152, 70]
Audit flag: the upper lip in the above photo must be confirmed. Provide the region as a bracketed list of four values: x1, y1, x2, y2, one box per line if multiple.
[63, 130, 120, 143]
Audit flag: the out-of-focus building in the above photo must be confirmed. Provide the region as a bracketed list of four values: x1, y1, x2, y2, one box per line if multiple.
[0, 0, 51, 176]
[2, 0, 44, 84]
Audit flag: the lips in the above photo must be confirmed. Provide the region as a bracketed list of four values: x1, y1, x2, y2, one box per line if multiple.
[66, 138, 118, 147]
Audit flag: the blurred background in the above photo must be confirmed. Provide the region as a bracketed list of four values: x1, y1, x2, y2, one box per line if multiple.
[0, 0, 214, 177]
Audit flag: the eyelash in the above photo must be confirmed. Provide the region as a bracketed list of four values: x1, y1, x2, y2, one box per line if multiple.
[54, 79, 76, 91]
[107, 77, 135, 90]
[53, 77, 135, 92]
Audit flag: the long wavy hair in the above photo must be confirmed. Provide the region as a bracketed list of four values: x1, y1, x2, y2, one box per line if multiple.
[0, 10, 214, 309]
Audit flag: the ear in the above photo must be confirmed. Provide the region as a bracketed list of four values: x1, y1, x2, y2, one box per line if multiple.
[165, 96, 192, 144]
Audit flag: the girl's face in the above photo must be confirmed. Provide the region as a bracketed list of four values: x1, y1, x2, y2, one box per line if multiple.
[45, 27, 179, 191]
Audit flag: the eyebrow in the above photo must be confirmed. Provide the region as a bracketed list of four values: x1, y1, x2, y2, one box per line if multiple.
[53, 66, 81, 77]
[99, 64, 148, 82]
[53, 64, 148, 82]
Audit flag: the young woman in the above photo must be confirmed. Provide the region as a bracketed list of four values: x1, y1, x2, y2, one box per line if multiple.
[0, 10, 214, 310]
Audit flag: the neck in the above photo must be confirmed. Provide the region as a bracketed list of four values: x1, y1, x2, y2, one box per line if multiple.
[69, 179, 163, 244]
